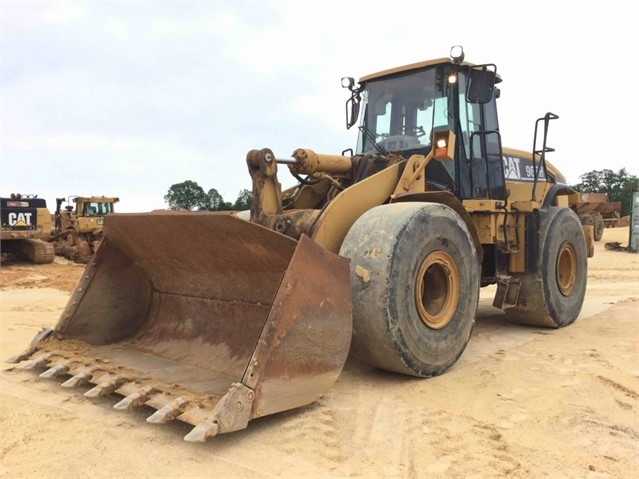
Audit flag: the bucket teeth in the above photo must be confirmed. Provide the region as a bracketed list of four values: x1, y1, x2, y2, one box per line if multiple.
[147, 397, 188, 424]
[5, 329, 54, 363]
[113, 386, 155, 410]
[39, 362, 69, 378]
[61, 371, 91, 388]
[84, 375, 125, 398]
[20, 353, 52, 370]
[5, 351, 32, 364]
[184, 420, 219, 442]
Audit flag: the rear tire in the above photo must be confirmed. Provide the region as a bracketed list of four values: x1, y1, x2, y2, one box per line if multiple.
[593, 213, 604, 241]
[505, 207, 587, 327]
[339, 202, 479, 377]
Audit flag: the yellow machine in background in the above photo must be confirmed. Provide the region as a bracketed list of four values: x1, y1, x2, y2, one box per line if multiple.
[51, 195, 119, 263]
[0, 193, 54, 263]
[9, 47, 591, 441]
[575, 192, 621, 241]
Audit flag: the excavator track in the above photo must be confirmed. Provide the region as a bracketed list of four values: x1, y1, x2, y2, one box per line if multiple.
[25, 239, 56, 264]
[1, 238, 55, 264]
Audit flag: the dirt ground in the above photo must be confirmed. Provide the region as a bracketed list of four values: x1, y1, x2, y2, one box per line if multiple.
[1, 228, 637, 479]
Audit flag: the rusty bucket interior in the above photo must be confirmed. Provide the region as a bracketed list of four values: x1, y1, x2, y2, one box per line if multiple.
[13, 212, 352, 440]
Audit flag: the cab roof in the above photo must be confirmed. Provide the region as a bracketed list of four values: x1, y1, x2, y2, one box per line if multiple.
[359, 57, 502, 83]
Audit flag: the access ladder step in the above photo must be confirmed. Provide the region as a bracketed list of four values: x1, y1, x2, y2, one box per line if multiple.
[493, 279, 520, 309]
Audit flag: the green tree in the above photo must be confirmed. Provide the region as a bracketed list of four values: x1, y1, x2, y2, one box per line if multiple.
[165, 182, 253, 212]
[164, 180, 208, 210]
[572, 168, 638, 216]
[206, 188, 224, 210]
[205, 188, 233, 211]
[233, 189, 252, 211]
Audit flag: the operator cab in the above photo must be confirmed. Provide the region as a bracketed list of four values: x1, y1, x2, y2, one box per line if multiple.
[81, 201, 115, 216]
[343, 46, 505, 201]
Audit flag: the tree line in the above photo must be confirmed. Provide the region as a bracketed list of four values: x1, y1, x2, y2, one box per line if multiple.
[571, 168, 637, 217]
[164, 168, 637, 215]
[164, 180, 251, 211]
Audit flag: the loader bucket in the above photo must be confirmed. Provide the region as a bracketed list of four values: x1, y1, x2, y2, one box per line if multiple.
[8, 212, 352, 441]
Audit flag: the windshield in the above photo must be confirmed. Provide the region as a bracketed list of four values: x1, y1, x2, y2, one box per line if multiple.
[82, 202, 114, 216]
[356, 66, 450, 155]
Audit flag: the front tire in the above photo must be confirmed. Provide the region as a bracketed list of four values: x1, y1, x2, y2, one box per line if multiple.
[339, 202, 479, 377]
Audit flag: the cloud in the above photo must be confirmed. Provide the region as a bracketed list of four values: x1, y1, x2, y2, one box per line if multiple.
[103, 17, 134, 43]
[3, 134, 110, 152]
[40, 1, 85, 24]
[1, 0, 638, 215]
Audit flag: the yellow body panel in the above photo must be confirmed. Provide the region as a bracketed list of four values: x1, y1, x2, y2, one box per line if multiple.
[311, 163, 402, 253]
[471, 214, 494, 244]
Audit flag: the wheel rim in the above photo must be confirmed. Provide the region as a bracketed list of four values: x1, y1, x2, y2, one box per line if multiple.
[556, 241, 577, 296]
[415, 251, 459, 330]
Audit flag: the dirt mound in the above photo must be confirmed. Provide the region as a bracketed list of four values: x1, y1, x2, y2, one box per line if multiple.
[0, 260, 83, 293]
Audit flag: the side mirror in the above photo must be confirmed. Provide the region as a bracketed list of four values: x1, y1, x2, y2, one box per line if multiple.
[466, 64, 497, 104]
[341, 77, 363, 129]
[345, 94, 361, 130]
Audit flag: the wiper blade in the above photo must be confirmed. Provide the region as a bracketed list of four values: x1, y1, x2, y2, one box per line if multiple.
[359, 125, 387, 155]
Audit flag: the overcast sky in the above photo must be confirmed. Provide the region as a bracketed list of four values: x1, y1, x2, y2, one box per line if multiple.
[2, 0, 638, 212]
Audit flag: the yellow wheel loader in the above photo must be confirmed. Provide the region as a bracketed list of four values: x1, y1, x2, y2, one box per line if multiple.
[7, 47, 592, 441]
[0, 193, 54, 264]
[50, 195, 119, 263]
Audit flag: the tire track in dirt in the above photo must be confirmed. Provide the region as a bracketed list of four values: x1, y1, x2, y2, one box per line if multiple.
[279, 398, 344, 463]
[596, 375, 639, 399]
[407, 408, 522, 478]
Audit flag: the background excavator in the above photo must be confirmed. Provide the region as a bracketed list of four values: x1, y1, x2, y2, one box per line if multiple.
[50, 195, 119, 263]
[8, 47, 591, 441]
[0, 193, 54, 264]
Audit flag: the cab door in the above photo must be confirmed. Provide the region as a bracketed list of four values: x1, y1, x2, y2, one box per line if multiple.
[456, 68, 506, 201]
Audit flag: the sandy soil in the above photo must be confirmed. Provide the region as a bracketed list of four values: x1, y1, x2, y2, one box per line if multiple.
[1, 228, 638, 479]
